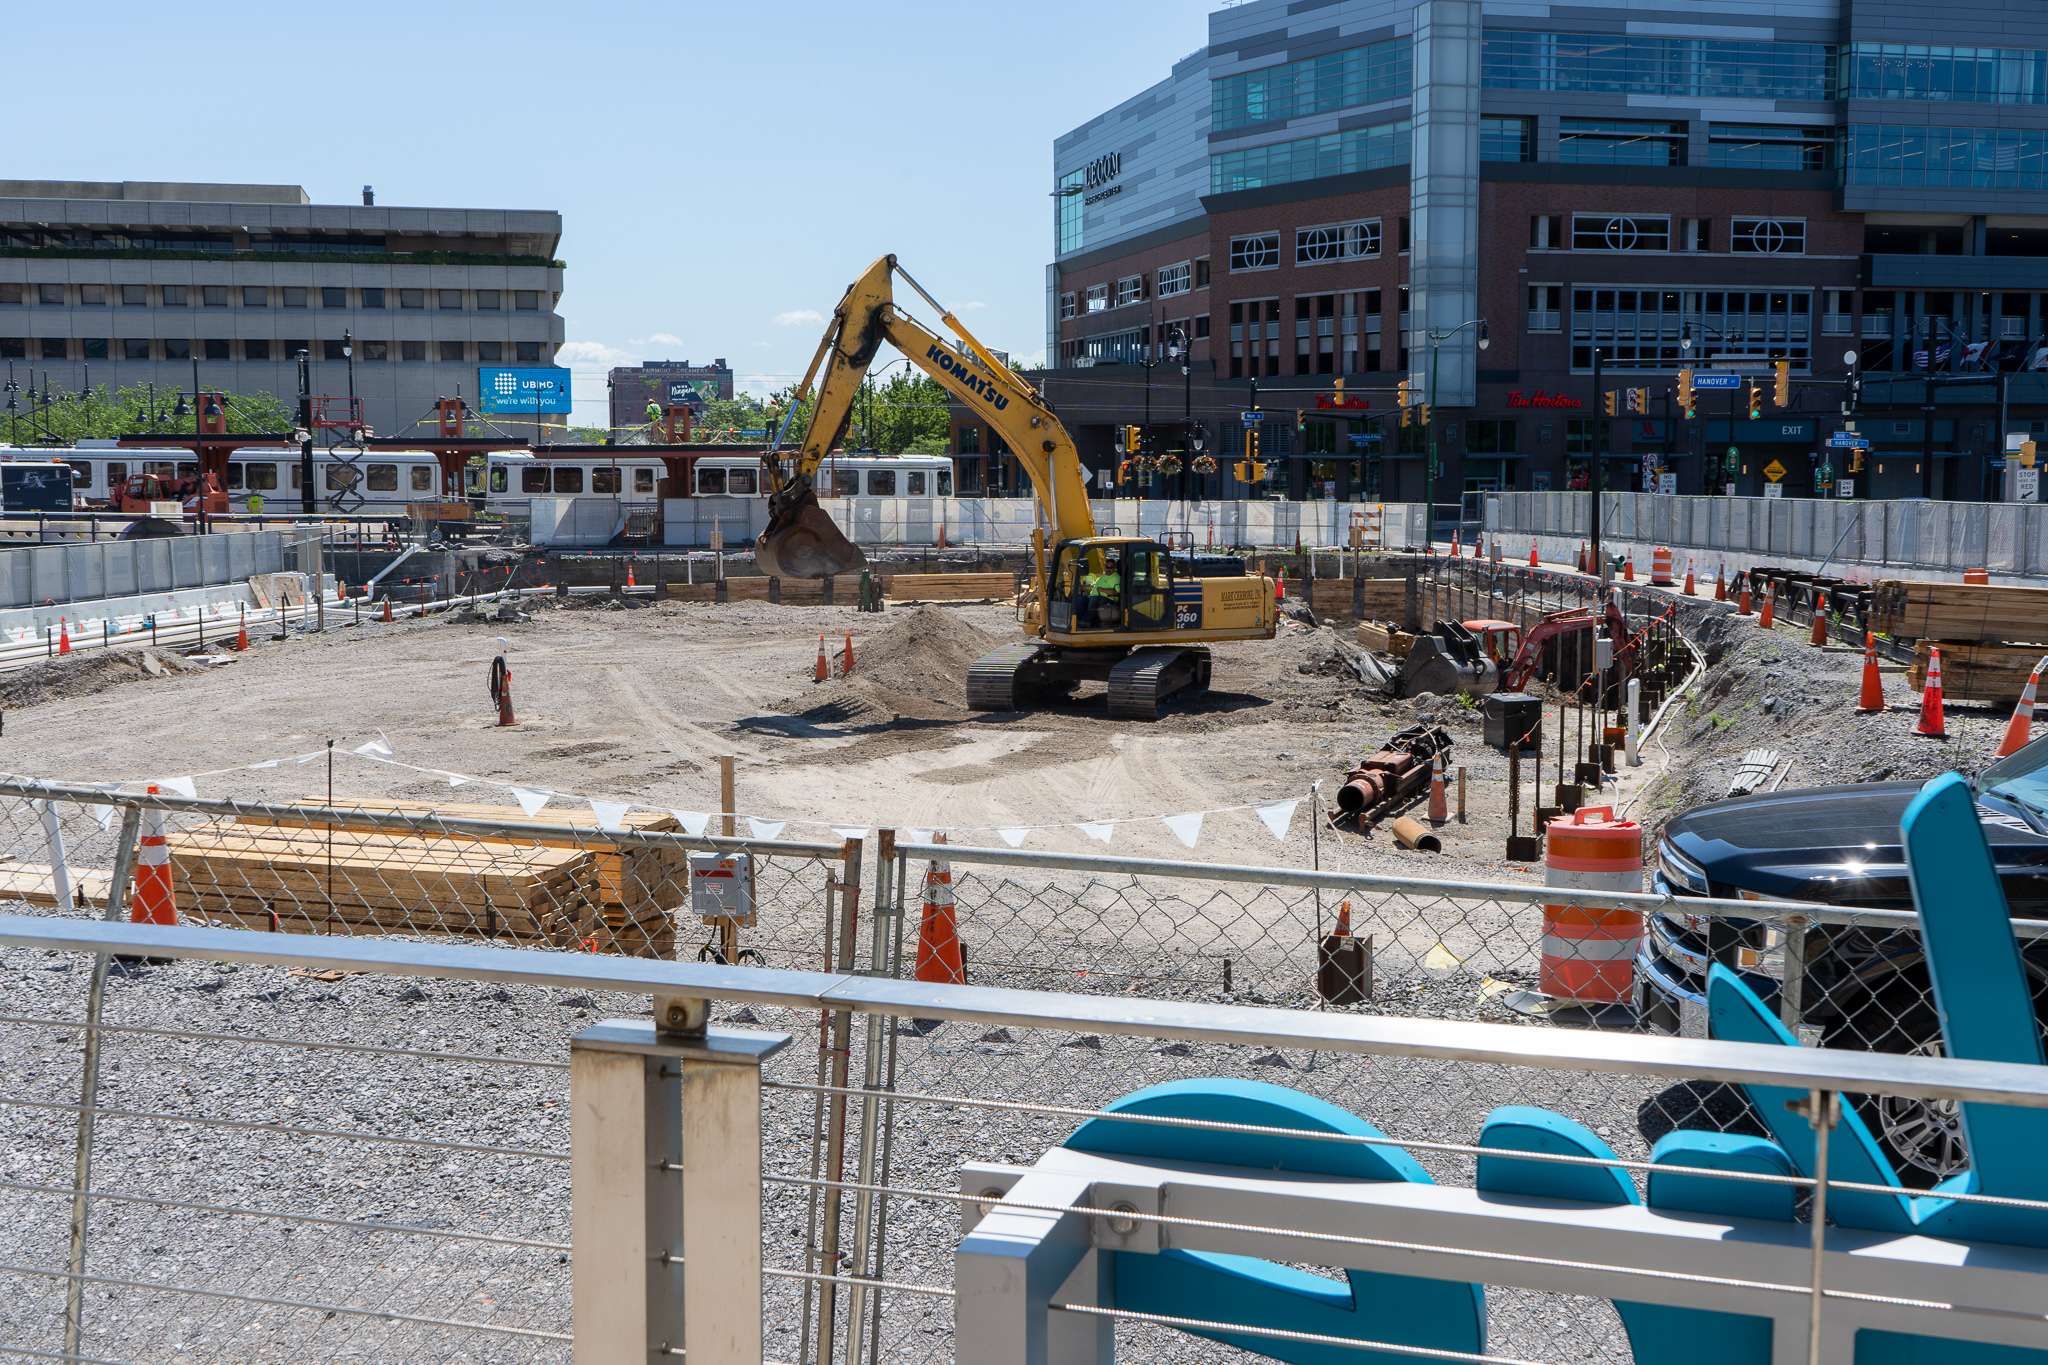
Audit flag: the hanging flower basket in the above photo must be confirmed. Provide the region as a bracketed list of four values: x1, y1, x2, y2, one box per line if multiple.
[1155, 455, 1183, 476]
[1190, 454, 1218, 474]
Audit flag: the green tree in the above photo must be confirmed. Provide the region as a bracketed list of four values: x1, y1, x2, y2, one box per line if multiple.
[1, 381, 294, 446]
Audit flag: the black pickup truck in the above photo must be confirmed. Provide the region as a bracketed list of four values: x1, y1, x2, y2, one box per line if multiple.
[1639, 739, 2048, 1182]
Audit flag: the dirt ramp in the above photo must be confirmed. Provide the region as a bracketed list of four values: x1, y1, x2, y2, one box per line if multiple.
[0, 649, 202, 710]
[783, 605, 1011, 724]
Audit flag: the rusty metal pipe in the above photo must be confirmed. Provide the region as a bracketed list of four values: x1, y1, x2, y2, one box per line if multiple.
[1390, 815, 1441, 852]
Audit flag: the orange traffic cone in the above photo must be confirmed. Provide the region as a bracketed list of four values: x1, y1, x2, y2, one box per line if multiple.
[627, 562, 637, 589]
[1451, 531, 1461, 558]
[1916, 646, 1948, 738]
[1995, 656, 2048, 756]
[1857, 636, 1886, 714]
[1683, 559, 1696, 596]
[842, 631, 855, 675]
[236, 607, 249, 652]
[1624, 554, 1635, 583]
[1528, 542, 1539, 568]
[1576, 541, 1588, 573]
[1758, 590, 1774, 629]
[1737, 582, 1753, 616]
[381, 597, 393, 623]
[1275, 569, 1285, 602]
[912, 834, 964, 984]
[1427, 750, 1448, 823]
[814, 634, 830, 682]
[57, 619, 70, 655]
[132, 786, 176, 927]
[938, 524, 947, 549]
[1714, 565, 1727, 602]
[1810, 592, 1829, 647]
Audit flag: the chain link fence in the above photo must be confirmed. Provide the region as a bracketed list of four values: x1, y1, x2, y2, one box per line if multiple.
[0, 779, 2037, 1362]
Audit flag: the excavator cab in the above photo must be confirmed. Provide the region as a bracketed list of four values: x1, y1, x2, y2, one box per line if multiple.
[1466, 620, 1522, 668]
[1048, 539, 1181, 635]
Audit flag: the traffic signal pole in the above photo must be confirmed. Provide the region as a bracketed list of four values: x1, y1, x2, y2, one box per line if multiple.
[1589, 346, 1603, 581]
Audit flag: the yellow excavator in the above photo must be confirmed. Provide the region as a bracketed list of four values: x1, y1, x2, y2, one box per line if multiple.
[757, 255, 1277, 720]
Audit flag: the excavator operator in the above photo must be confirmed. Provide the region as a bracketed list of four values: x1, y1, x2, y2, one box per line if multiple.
[1079, 548, 1122, 629]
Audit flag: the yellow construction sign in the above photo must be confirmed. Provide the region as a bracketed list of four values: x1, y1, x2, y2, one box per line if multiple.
[1763, 459, 1788, 483]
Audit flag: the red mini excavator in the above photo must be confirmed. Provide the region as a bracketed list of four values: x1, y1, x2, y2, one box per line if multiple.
[1398, 602, 1631, 698]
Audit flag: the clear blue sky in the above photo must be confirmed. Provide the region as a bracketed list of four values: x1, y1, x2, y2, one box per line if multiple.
[11, 0, 1214, 427]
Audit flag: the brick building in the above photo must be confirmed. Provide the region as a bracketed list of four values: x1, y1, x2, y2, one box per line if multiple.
[1012, 0, 2048, 530]
[607, 359, 734, 437]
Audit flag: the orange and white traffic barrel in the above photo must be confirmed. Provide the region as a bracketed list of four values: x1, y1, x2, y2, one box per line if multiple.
[1649, 546, 1674, 586]
[1539, 805, 1642, 1003]
[132, 784, 178, 927]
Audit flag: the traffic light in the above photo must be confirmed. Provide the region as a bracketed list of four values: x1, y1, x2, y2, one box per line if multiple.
[1747, 384, 1763, 419]
[1603, 390, 1617, 417]
[1396, 379, 1411, 425]
[1249, 461, 1268, 482]
[1676, 367, 1694, 414]
[1628, 387, 1647, 414]
[2021, 440, 2040, 470]
[1773, 359, 1791, 408]
[1417, 403, 1431, 427]
[1121, 425, 1141, 453]
[1232, 460, 1250, 481]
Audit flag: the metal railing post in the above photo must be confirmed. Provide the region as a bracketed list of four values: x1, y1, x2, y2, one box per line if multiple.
[571, 1012, 790, 1365]
[846, 830, 897, 1365]
[1779, 914, 1809, 1035]
[63, 801, 142, 1362]
[813, 837, 864, 1365]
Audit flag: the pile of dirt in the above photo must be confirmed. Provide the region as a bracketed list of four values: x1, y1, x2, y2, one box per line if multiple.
[0, 649, 200, 710]
[778, 604, 1009, 726]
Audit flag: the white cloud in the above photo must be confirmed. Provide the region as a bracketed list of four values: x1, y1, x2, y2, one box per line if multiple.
[555, 340, 636, 367]
[949, 300, 987, 312]
[773, 309, 826, 327]
[638, 332, 684, 347]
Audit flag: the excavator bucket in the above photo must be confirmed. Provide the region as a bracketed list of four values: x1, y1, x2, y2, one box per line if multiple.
[755, 491, 867, 580]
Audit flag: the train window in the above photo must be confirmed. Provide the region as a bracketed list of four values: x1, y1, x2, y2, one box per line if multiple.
[464, 467, 482, 491]
[635, 468, 654, 493]
[554, 467, 584, 493]
[145, 462, 175, 478]
[728, 468, 757, 495]
[106, 463, 126, 487]
[68, 461, 91, 488]
[906, 471, 926, 495]
[522, 467, 550, 493]
[592, 467, 621, 494]
[225, 463, 244, 490]
[411, 466, 433, 493]
[177, 462, 197, 480]
[867, 470, 896, 496]
[247, 463, 277, 491]
[491, 466, 509, 493]
[832, 470, 859, 497]
[937, 469, 952, 496]
[326, 465, 359, 491]
[367, 465, 399, 491]
[292, 464, 302, 490]
[697, 467, 726, 495]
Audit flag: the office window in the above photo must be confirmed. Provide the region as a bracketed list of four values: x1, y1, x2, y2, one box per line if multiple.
[1571, 215, 1672, 251]
[1296, 219, 1380, 264]
[1211, 120, 1411, 193]
[1528, 285, 1562, 331]
[1194, 314, 1210, 339]
[241, 287, 266, 307]
[1230, 233, 1280, 271]
[122, 339, 150, 360]
[1114, 274, 1146, 306]
[400, 289, 424, 309]
[120, 285, 147, 306]
[82, 339, 108, 359]
[0, 284, 20, 306]
[203, 339, 230, 360]
[282, 339, 309, 359]
[361, 340, 388, 362]
[322, 287, 346, 308]
[324, 339, 347, 360]
[1227, 298, 1283, 378]
[1730, 218, 1806, 253]
[477, 290, 500, 310]
[1157, 264, 1191, 297]
[166, 338, 195, 359]
[40, 338, 66, 359]
[38, 285, 64, 305]
[202, 286, 228, 307]
[281, 287, 306, 307]
[1085, 284, 1108, 312]
[1466, 419, 1518, 453]
[79, 285, 105, 306]
[245, 339, 271, 360]
[1565, 418, 1598, 454]
[1481, 117, 1533, 162]
[478, 341, 503, 362]
[1530, 215, 1564, 248]
[0, 338, 22, 357]
[514, 291, 539, 310]
[1559, 120, 1685, 165]
[1059, 291, 1076, 320]
[161, 285, 188, 306]
[401, 340, 425, 361]
[440, 341, 464, 361]
[1840, 42, 2048, 104]
[438, 289, 463, 309]
[516, 340, 541, 361]
[1212, 37, 1413, 131]
[361, 288, 384, 308]
[1569, 286, 1810, 370]
[1842, 124, 2048, 189]
[1709, 125, 1830, 171]
[1482, 30, 1831, 102]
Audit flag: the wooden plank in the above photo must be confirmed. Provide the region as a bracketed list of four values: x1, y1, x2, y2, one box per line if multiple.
[1872, 581, 2048, 646]
[0, 865, 115, 909]
[882, 572, 1015, 602]
[1905, 641, 2048, 703]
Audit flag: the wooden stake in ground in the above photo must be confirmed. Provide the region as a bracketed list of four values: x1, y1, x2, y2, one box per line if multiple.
[716, 755, 740, 963]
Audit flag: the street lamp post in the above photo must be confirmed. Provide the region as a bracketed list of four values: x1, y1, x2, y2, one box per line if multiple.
[1680, 321, 1737, 498]
[1425, 318, 1488, 548]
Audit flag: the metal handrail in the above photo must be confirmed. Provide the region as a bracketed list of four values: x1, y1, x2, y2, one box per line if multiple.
[8, 913, 2048, 1108]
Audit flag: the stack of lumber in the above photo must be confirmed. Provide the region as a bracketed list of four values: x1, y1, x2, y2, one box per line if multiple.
[1297, 578, 1407, 621]
[1356, 622, 1416, 656]
[235, 801, 688, 957]
[0, 864, 114, 909]
[169, 820, 603, 949]
[882, 572, 1016, 602]
[662, 576, 839, 604]
[1869, 581, 2048, 646]
[1905, 642, 2048, 706]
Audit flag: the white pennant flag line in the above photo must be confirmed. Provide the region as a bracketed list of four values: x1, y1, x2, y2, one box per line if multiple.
[1161, 811, 1204, 848]
[829, 825, 870, 841]
[747, 817, 786, 841]
[511, 787, 551, 818]
[997, 827, 1029, 848]
[672, 810, 712, 838]
[353, 734, 393, 759]
[1077, 821, 1115, 844]
[157, 776, 197, 800]
[907, 828, 934, 845]
[589, 799, 632, 833]
[1254, 798, 1299, 843]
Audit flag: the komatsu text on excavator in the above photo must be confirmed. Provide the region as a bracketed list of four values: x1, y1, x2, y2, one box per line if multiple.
[756, 255, 1276, 720]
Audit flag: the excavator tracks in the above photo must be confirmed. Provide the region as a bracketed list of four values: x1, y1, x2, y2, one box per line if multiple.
[1106, 646, 1211, 721]
[966, 643, 1056, 711]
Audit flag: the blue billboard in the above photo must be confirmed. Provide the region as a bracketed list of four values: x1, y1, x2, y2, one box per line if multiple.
[479, 367, 572, 415]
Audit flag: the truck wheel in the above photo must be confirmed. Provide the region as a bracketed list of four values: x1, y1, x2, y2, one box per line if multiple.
[1827, 981, 1967, 1187]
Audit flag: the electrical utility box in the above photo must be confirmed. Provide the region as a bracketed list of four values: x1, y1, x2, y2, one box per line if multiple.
[689, 852, 756, 925]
